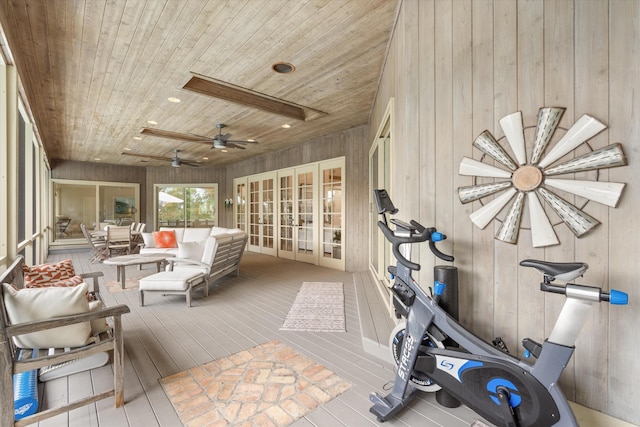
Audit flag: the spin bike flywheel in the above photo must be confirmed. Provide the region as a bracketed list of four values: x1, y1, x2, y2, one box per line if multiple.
[389, 321, 444, 392]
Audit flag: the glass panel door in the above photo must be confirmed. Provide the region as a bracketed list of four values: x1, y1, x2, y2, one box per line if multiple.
[319, 158, 344, 269]
[278, 170, 294, 259]
[295, 165, 317, 264]
[234, 178, 247, 232]
[247, 173, 277, 255]
[369, 99, 393, 305]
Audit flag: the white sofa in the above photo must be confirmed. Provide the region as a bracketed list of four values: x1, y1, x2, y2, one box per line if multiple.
[137, 227, 248, 306]
[139, 226, 238, 256]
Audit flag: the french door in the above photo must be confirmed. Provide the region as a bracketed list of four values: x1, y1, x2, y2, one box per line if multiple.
[236, 157, 344, 270]
[277, 170, 295, 259]
[247, 173, 276, 256]
[294, 165, 318, 264]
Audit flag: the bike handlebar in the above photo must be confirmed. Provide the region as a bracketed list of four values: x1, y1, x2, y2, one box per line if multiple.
[377, 219, 454, 271]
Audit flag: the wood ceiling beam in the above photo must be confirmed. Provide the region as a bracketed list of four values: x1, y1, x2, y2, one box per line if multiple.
[183, 74, 326, 122]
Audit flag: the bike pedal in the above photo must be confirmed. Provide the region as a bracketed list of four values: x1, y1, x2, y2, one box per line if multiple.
[492, 337, 510, 354]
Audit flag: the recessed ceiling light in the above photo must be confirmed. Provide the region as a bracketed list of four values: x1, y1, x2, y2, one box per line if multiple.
[147, 120, 158, 125]
[124, 147, 132, 151]
[168, 97, 181, 103]
[281, 124, 291, 129]
[202, 157, 209, 160]
[272, 62, 295, 74]
[133, 136, 142, 140]
[247, 139, 255, 142]
[221, 149, 228, 153]
[94, 158, 101, 161]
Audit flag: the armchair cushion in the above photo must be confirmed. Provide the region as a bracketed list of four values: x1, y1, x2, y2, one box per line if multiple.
[2, 282, 92, 348]
[153, 230, 178, 248]
[21, 259, 77, 286]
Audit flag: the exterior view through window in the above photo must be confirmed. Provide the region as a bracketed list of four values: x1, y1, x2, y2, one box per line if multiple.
[156, 185, 218, 229]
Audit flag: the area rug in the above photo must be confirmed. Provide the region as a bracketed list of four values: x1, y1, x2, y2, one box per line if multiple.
[105, 278, 139, 293]
[280, 282, 345, 332]
[160, 340, 351, 427]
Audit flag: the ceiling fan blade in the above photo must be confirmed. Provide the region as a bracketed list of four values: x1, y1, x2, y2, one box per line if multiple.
[141, 127, 207, 142]
[495, 192, 525, 243]
[543, 143, 627, 176]
[459, 157, 513, 179]
[544, 178, 626, 207]
[499, 111, 527, 165]
[226, 139, 259, 144]
[537, 114, 607, 169]
[458, 181, 512, 204]
[530, 107, 565, 164]
[180, 160, 202, 167]
[225, 143, 247, 150]
[537, 187, 600, 237]
[121, 152, 172, 162]
[469, 187, 517, 229]
[473, 131, 517, 171]
[527, 191, 559, 247]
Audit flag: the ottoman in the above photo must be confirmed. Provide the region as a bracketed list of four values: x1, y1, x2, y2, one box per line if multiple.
[139, 271, 205, 307]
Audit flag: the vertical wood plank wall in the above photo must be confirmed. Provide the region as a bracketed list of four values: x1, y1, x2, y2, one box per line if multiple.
[369, 0, 639, 423]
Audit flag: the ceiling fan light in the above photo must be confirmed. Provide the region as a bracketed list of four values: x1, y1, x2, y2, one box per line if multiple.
[171, 158, 181, 167]
[213, 140, 226, 149]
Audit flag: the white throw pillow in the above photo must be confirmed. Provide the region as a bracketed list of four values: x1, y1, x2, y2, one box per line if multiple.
[141, 232, 155, 248]
[2, 282, 92, 348]
[88, 300, 110, 334]
[178, 240, 206, 260]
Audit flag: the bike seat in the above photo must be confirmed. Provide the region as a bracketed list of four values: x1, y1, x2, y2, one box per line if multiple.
[520, 259, 588, 282]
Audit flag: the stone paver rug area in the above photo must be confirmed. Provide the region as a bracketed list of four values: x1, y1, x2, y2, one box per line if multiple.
[160, 340, 351, 427]
[280, 282, 345, 332]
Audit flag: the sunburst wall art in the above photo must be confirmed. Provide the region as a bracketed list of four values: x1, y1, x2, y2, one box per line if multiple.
[458, 107, 627, 248]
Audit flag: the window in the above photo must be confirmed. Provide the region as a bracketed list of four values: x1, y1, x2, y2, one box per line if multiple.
[52, 180, 139, 242]
[155, 184, 218, 229]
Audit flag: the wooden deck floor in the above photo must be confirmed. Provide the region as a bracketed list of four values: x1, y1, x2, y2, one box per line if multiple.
[31, 249, 488, 427]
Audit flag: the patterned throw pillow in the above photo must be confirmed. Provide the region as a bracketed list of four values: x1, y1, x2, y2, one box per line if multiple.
[22, 259, 78, 287]
[25, 275, 84, 288]
[153, 230, 178, 248]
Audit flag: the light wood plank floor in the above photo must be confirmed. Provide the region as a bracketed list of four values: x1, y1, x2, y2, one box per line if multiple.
[30, 249, 488, 427]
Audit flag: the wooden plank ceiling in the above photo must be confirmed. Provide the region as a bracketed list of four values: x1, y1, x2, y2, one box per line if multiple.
[0, 0, 398, 168]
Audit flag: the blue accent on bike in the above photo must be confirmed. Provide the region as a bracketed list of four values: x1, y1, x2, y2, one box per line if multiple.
[459, 360, 483, 375]
[609, 290, 628, 305]
[524, 349, 530, 359]
[487, 378, 522, 407]
[431, 231, 445, 242]
[434, 281, 446, 296]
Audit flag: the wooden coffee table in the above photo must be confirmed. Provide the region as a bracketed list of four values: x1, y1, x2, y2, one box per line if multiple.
[103, 254, 173, 289]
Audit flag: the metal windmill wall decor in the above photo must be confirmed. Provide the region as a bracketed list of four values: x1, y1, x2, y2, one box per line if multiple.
[458, 107, 627, 247]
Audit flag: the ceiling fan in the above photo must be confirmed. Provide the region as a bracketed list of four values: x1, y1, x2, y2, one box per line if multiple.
[121, 149, 201, 167]
[140, 123, 259, 150]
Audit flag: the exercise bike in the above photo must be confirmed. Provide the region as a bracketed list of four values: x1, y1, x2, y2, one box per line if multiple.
[369, 189, 629, 427]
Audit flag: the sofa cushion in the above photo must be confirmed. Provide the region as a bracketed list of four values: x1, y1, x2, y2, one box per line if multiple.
[160, 227, 185, 242]
[178, 240, 206, 260]
[2, 282, 92, 348]
[141, 232, 155, 248]
[22, 259, 76, 286]
[210, 227, 229, 236]
[154, 230, 178, 248]
[183, 227, 212, 242]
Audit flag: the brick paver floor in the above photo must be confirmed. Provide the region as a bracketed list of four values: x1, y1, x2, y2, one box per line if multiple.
[160, 340, 352, 427]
